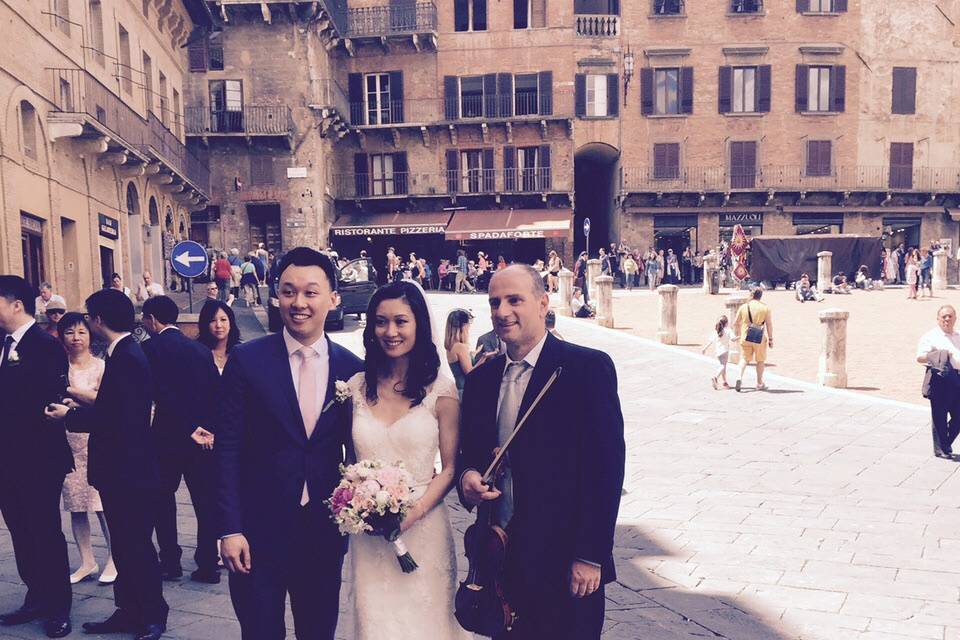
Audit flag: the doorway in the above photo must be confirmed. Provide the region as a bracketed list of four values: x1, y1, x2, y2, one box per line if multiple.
[574, 143, 619, 255]
[247, 203, 282, 252]
[99, 246, 114, 292]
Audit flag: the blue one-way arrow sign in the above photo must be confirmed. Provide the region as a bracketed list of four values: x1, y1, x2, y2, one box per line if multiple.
[170, 240, 209, 278]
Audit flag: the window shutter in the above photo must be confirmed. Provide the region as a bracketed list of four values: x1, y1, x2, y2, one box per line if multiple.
[539, 70, 553, 115]
[889, 142, 914, 189]
[504, 146, 517, 191]
[795, 64, 808, 113]
[353, 153, 368, 197]
[482, 148, 495, 192]
[892, 67, 917, 115]
[539, 144, 551, 189]
[188, 39, 207, 72]
[393, 153, 407, 194]
[575, 73, 586, 117]
[667, 143, 680, 177]
[680, 67, 694, 114]
[531, 0, 546, 27]
[497, 73, 513, 118]
[831, 65, 846, 112]
[443, 76, 459, 120]
[446, 149, 459, 193]
[718, 66, 732, 114]
[483, 73, 497, 117]
[833, 0, 847, 11]
[607, 73, 619, 117]
[250, 155, 273, 185]
[806, 140, 831, 176]
[640, 68, 654, 115]
[389, 71, 404, 122]
[756, 65, 771, 112]
[348, 73, 363, 124]
[796, 0, 808, 11]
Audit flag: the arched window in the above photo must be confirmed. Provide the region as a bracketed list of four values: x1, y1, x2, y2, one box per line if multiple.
[148, 197, 159, 226]
[20, 101, 37, 160]
[126, 183, 140, 217]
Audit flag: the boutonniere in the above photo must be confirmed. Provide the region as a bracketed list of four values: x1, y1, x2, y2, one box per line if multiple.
[6, 349, 20, 367]
[321, 380, 352, 414]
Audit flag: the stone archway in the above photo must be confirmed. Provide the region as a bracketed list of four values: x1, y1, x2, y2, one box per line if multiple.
[574, 142, 620, 255]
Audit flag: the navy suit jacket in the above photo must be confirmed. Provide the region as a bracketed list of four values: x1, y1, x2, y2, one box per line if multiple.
[142, 328, 220, 447]
[216, 332, 363, 558]
[457, 332, 625, 599]
[0, 323, 72, 480]
[67, 335, 160, 491]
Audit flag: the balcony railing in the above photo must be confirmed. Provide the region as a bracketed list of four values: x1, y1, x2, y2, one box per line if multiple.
[623, 165, 960, 193]
[575, 14, 619, 37]
[345, 2, 437, 37]
[346, 92, 570, 126]
[333, 167, 563, 199]
[49, 67, 209, 195]
[184, 105, 293, 136]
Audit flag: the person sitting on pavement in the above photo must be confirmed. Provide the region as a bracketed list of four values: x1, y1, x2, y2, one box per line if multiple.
[571, 287, 595, 318]
[795, 273, 823, 302]
[854, 265, 873, 290]
[832, 272, 853, 294]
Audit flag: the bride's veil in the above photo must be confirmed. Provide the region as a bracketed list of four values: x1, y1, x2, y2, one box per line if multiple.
[401, 277, 453, 380]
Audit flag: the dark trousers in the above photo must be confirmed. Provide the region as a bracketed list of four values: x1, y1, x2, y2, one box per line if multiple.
[495, 585, 605, 640]
[100, 487, 168, 628]
[155, 443, 219, 572]
[228, 503, 344, 640]
[0, 472, 71, 618]
[930, 388, 960, 455]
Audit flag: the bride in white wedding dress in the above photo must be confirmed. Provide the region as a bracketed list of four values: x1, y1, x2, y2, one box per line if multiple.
[348, 281, 473, 640]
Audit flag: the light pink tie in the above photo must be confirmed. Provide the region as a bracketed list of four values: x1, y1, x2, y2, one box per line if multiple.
[298, 346, 320, 505]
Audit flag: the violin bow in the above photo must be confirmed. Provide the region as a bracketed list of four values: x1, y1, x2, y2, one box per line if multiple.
[482, 366, 563, 485]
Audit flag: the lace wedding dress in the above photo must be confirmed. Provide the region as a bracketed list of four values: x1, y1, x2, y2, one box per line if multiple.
[348, 372, 473, 640]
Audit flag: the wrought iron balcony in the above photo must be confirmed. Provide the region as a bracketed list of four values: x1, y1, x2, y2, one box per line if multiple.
[622, 165, 960, 193]
[575, 14, 619, 37]
[185, 105, 294, 137]
[333, 167, 565, 199]
[48, 67, 209, 196]
[346, 92, 570, 127]
[345, 2, 437, 38]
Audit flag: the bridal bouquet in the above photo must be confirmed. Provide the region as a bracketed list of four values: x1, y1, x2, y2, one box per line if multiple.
[326, 459, 419, 573]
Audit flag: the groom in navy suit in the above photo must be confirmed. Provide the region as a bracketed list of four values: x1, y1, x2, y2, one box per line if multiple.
[217, 247, 363, 640]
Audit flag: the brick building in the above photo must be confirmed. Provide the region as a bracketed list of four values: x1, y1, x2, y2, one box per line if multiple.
[0, 0, 211, 301]
[185, 0, 960, 273]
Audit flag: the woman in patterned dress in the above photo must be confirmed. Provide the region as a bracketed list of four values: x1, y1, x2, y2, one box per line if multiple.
[57, 312, 116, 584]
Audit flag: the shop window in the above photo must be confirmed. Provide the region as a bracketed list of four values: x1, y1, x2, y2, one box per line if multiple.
[454, 0, 486, 31]
[793, 215, 842, 235]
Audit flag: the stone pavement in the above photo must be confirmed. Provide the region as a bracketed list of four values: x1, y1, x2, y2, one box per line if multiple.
[1, 292, 958, 639]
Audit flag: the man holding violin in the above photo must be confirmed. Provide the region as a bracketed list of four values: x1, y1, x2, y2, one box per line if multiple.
[458, 264, 625, 639]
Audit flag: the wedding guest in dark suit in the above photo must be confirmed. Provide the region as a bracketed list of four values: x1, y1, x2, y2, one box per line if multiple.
[46, 289, 168, 640]
[217, 247, 363, 640]
[141, 296, 222, 583]
[0, 275, 73, 638]
[458, 265, 625, 640]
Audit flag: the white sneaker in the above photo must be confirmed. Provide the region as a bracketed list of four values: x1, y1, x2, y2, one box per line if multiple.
[98, 561, 118, 585]
[70, 563, 99, 584]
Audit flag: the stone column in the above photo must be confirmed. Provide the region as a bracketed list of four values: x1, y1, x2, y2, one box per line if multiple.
[933, 249, 948, 291]
[596, 275, 614, 328]
[817, 251, 833, 294]
[586, 259, 601, 302]
[556, 268, 574, 317]
[818, 309, 849, 388]
[724, 293, 750, 364]
[656, 284, 679, 344]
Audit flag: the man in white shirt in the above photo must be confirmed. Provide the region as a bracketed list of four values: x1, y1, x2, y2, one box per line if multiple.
[35, 282, 66, 316]
[135, 272, 164, 303]
[916, 305, 960, 458]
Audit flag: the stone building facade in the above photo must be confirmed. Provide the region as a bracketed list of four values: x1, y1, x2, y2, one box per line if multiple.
[184, 0, 960, 272]
[0, 0, 210, 302]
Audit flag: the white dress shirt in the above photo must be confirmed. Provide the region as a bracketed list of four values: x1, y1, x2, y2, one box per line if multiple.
[283, 328, 329, 417]
[917, 327, 960, 361]
[106, 332, 132, 357]
[6, 318, 36, 355]
[497, 332, 548, 416]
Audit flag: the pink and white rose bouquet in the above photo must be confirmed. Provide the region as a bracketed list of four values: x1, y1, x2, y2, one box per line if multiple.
[326, 459, 418, 572]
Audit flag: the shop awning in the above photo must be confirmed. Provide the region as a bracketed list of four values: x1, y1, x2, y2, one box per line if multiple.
[444, 209, 573, 241]
[330, 212, 452, 237]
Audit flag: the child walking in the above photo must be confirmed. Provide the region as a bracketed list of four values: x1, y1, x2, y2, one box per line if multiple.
[702, 315, 734, 390]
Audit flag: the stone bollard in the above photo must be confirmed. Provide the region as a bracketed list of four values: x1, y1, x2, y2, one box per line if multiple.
[586, 259, 601, 302]
[818, 308, 849, 388]
[724, 293, 750, 364]
[817, 251, 833, 294]
[933, 249, 948, 291]
[556, 268, 574, 317]
[656, 284, 679, 344]
[595, 275, 614, 328]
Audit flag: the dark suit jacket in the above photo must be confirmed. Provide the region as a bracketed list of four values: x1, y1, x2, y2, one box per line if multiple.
[922, 349, 960, 399]
[142, 327, 220, 446]
[67, 335, 160, 492]
[458, 332, 625, 598]
[0, 323, 72, 480]
[216, 332, 363, 558]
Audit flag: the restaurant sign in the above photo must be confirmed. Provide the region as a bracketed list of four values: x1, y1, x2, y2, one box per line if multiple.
[332, 225, 447, 237]
[719, 212, 764, 225]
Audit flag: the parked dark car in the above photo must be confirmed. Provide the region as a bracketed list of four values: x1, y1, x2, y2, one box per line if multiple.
[267, 257, 377, 333]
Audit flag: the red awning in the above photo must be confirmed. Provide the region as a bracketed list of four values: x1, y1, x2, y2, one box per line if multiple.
[444, 209, 573, 241]
[330, 212, 451, 237]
